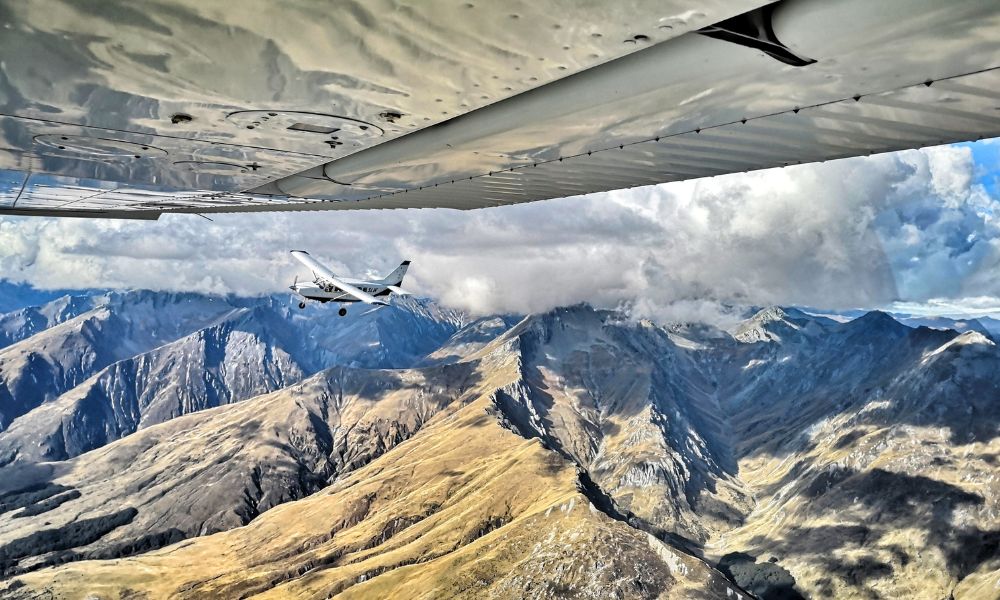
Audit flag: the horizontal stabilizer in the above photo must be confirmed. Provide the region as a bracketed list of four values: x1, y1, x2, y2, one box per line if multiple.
[386, 285, 411, 296]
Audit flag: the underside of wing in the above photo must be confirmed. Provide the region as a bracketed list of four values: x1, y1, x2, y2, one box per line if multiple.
[0, 0, 998, 219]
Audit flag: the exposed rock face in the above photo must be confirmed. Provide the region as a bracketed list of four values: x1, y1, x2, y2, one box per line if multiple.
[0, 292, 246, 430]
[485, 306, 753, 545]
[0, 293, 465, 463]
[0, 292, 997, 599]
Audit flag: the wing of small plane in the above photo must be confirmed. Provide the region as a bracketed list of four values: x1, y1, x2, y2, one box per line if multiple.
[0, 0, 998, 219]
[290, 251, 388, 306]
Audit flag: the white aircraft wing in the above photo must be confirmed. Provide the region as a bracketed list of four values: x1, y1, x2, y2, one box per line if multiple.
[0, 0, 998, 219]
[290, 251, 387, 306]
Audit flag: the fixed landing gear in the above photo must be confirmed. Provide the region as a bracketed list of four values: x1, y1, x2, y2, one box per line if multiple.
[338, 306, 348, 317]
[298, 302, 306, 309]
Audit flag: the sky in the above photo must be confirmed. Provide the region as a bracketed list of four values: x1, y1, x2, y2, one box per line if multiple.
[0, 138, 998, 323]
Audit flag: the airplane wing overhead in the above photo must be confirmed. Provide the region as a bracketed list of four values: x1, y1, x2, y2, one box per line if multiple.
[0, 0, 998, 219]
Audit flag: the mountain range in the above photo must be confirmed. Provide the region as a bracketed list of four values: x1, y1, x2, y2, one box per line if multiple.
[0, 287, 996, 599]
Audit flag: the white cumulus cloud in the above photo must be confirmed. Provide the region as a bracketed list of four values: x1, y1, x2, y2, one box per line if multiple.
[0, 141, 998, 319]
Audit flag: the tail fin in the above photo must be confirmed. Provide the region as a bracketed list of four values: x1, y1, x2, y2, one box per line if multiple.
[382, 260, 410, 285]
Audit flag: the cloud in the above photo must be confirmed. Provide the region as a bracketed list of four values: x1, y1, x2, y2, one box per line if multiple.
[890, 297, 1000, 320]
[0, 141, 998, 319]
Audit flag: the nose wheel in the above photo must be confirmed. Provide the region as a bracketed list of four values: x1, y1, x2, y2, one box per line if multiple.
[338, 307, 348, 317]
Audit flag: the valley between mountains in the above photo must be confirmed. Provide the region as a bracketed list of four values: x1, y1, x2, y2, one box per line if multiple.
[0, 288, 996, 599]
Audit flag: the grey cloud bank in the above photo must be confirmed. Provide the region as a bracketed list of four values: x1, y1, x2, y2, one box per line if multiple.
[0, 142, 998, 320]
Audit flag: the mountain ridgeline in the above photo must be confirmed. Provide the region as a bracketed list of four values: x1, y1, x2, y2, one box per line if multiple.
[0, 289, 996, 600]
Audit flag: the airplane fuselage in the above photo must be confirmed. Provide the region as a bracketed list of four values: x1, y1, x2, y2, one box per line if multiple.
[291, 280, 390, 304]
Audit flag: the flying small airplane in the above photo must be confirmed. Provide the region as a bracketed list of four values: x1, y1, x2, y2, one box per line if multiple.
[289, 250, 411, 316]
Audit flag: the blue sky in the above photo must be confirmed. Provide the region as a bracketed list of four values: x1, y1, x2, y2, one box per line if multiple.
[0, 139, 999, 322]
[962, 138, 1000, 197]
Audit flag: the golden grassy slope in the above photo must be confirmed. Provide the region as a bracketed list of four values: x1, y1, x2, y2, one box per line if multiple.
[4, 392, 743, 600]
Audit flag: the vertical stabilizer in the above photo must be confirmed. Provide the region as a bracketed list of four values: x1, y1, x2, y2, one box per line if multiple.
[382, 260, 410, 285]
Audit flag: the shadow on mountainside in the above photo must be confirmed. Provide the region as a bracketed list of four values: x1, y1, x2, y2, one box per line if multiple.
[737, 468, 999, 598]
[722, 315, 1000, 462]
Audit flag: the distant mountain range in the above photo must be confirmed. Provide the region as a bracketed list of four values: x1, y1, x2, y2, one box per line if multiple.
[0, 287, 997, 599]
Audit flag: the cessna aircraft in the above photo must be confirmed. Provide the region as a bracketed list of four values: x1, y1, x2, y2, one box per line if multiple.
[289, 251, 411, 316]
[0, 1, 997, 219]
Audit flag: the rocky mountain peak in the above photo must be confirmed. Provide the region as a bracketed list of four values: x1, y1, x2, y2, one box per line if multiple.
[732, 306, 802, 344]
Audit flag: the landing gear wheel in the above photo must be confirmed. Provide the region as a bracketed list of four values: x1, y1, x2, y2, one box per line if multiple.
[338, 307, 347, 317]
[298, 302, 306, 309]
